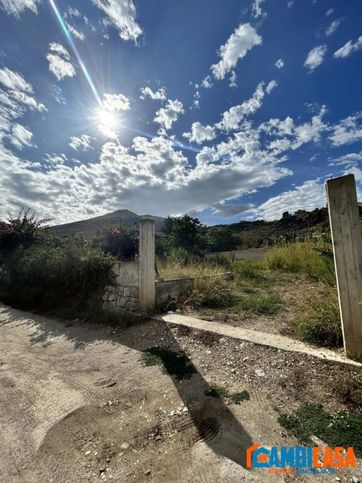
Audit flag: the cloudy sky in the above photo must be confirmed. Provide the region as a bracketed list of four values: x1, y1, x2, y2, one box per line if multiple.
[0, 0, 361, 225]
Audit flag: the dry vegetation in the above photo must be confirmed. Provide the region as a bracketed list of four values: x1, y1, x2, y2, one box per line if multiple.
[158, 240, 342, 349]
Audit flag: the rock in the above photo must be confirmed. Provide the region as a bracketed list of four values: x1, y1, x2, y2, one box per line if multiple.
[352, 478, 360, 483]
[255, 369, 265, 377]
[144, 469, 151, 476]
[85, 450, 91, 456]
[121, 442, 129, 450]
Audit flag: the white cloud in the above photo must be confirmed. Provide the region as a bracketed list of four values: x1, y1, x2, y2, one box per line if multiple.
[229, 71, 237, 88]
[0, 0, 40, 17]
[92, 0, 142, 43]
[0, 66, 46, 116]
[183, 122, 216, 144]
[287, 1, 294, 8]
[334, 36, 362, 59]
[211, 23, 262, 80]
[69, 134, 95, 151]
[67, 7, 81, 17]
[65, 22, 85, 41]
[8, 123, 33, 150]
[304, 45, 327, 71]
[102, 93, 130, 111]
[0, 67, 33, 93]
[326, 18, 342, 37]
[139, 86, 166, 101]
[326, 8, 335, 17]
[275, 58, 285, 69]
[218, 81, 277, 131]
[201, 76, 213, 89]
[255, 179, 326, 220]
[329, 113, 362, 146]
[252, 0, 266, 18]
[154, 99, 184, 131]
[46, 43, 76, 81]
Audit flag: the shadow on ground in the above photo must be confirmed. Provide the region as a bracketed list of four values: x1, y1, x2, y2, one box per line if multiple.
[0, 303, 253, 468]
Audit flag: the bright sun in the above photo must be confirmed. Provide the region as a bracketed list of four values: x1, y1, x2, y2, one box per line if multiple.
[97, 108, 119, 139]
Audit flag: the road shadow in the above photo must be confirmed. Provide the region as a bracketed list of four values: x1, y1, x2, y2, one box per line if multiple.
[0, 303, 253, 468]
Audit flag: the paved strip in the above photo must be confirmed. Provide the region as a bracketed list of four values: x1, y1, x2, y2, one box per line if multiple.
[153, 313, 362, 367]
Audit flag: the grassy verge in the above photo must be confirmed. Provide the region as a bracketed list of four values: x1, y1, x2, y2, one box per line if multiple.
[279, 403, 362, 456]
[294, 288, 342, 347]
[265, 241, 335, 286]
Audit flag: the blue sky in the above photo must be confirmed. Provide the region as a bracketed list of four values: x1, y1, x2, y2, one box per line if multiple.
[0, 0, 361, 225]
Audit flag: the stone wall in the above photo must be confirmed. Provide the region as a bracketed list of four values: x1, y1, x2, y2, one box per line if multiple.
[102, 261, 139, 312]
[155, 277, 194, 306]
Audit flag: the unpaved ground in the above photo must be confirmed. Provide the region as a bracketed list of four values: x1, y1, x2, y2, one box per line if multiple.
[190, 277, 326, 337]
[0, 303, 361, 482]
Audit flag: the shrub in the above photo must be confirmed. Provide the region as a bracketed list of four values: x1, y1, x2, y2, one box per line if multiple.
[295, 289, 342, 347]
[265, 241, 335, 285]
[0, 238, 114, 313]
[92, 226, 138, 260]
[0, 209, 49, 259]
[190, 274, 236, 309]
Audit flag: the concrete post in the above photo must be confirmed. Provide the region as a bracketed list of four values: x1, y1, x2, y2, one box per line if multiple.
[139, 217, 155, 312]
[326, 174, 362, 361]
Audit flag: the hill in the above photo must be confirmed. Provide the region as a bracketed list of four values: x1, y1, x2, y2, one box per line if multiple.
[212, 206, 362, 247]
[48, 209, 165, 240]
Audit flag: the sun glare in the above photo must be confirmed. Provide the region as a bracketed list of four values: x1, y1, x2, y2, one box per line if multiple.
[97, 108, 119, 139]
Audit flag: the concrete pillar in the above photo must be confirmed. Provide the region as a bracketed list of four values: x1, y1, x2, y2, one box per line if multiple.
[326, 174, 362, 361]
[139, 217, 155, 312]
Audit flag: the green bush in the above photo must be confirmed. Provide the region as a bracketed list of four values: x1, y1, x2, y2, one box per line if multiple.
[295, 289, 342, 347]
[265, 241, 335, 285]
[0, 238, 114, 313]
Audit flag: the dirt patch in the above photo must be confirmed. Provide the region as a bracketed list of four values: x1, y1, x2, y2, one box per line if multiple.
[0, 303, 361, 482]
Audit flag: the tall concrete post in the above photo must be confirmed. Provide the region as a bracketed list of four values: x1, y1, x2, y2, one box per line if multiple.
[326, 174, 362, 361]
[139, 217, 156, 312]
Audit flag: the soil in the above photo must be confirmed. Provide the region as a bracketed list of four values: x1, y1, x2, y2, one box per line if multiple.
[0, 303, 361, 482]
[190, 277, 327, 337]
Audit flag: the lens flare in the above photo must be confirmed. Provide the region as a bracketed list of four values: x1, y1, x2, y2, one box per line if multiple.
[48, 0, 102, 106]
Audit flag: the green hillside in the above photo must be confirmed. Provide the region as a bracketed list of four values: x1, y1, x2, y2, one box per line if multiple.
[48, 209, 165, 240]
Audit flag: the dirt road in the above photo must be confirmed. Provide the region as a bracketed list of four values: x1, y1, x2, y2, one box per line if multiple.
[0, 303, 360, 482]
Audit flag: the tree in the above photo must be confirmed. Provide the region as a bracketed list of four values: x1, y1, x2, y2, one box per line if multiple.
[92, 226, 138, 260]
[207, 226, 240, 252]
[161, 215, 207, 255]
[0, 209, 49, 259]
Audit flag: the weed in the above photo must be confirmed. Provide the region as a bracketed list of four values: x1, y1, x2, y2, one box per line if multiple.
[332, 371, 362, 411]
[229, 390, 250, 404]
[238, 292, 281, 315]
[279, 403, 362, 456]
[205, 384, 228, 398]
[205, 385, 250, 404]
[142, 347, 196, 380]
[190, 276, 236, 309]
[232, 259, 267, 285]
[265, 242, 335, 285]
[295, 289, 342, 347]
